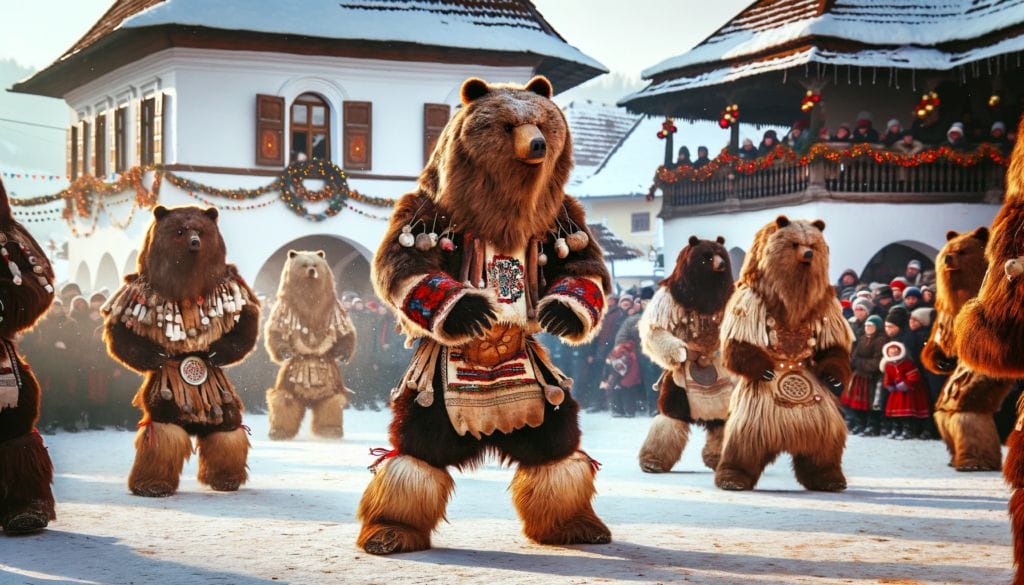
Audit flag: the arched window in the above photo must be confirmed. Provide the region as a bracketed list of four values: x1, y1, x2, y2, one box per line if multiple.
[290, 93, 330, 162]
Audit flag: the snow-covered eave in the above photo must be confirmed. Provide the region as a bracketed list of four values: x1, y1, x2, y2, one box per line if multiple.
[623, 34, 1024, 106]
[642, 5, 1024, 78]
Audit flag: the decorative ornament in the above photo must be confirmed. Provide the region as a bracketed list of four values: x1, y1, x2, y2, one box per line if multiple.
[439, 236, 455, 252]
[566, 230, 589, 252]
[398, 225, 415, 247]
[179, 355, 210, 386]
[800, 90, 821, 113]
[538, 251, 548, 266]
[544, 385, 565, 406]
[656, 117, 677, 140]
[914, 91, 940, 119]
[719, 104, 740, 129]
[989, 94, 1001, 109]
[554, 237, 569, 259]
[414, 232, 433, 251]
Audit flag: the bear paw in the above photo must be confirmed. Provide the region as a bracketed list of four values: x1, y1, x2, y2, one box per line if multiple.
[359, 523, 431, 555]
[131, 481, 177, 498]
[2, 509, 49, 535]
[538, 300, 585, 338]
[440, 293, 497, 340]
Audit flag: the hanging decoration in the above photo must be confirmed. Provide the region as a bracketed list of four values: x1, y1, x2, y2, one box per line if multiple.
[914, 91, 940, 119]
[656, 117, 677, 139]
[718, 104, 740, 129]
[988, 93, 1001, 109]
[800, 90, 821, 112]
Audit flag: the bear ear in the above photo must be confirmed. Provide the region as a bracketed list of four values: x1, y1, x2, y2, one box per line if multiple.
[461, 78, 490, 105]
[288, 249, 298, 259]
[972, 226, 990, 243]
[946, 230, 960, 241]
[153, 205, 170, 220]
[203, 207, 219, 222]
[688, 235, 700, 247]
[525, 76, 553, 99]
[716, 236, 726, 244]
[775, 215, 790, 228]
[811, 219, 826, 232]
[316, 249, 326, 259]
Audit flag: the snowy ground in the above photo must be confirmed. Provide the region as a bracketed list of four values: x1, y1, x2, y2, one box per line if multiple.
[1, 410, 1014, 585]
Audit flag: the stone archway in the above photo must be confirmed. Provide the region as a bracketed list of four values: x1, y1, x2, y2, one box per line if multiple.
[73, 261, 92, 292]
[860, 240, 939, 285]
[253, 234, 373, 300]
[123, 250, 138, 276]
[94, 253, 120, 294]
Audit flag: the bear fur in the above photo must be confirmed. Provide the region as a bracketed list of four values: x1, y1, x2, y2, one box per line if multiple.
[954, 119, 1024, 584]
[637, 236, 736, 473]
[103, 206, 260, 497]
[715, 215, 853, 492]
[264, 250, 355, 440]
[0, 177, 57, 534]
[357, 76, 612, 555]
[922, 228, 1012, 472]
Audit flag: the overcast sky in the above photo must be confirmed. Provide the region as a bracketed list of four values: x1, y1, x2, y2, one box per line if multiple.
[0, 0, 748, 78]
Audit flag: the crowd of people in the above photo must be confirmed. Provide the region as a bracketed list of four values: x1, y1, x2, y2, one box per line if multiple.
[673, 106, 1019, 168]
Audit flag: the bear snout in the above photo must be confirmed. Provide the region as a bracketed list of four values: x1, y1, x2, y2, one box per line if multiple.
[513, 124, 546, 164]
[712, 255, 726, 272]
[307, 266, 319, 279]
[1005, 257, 1024, 281]
[188, 234, 201, 252]
[798, 246, 813, 263]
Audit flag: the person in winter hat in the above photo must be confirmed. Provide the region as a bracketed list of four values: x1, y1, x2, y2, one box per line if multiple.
[946, 122, 969, 151]
[904, 259, 923, 285]
[882, 119, 903, 147]
[832, 123, 852, 143]
[900, 287, 923, 310]
[852, 114, 879, 143]
[836, 268, 859, 299]
[692, 146, 711, 169]
[880, 341, 932, 439]
[757, 130, 779, 156]
[990, 121, 1010, 153]
[676, 146, 692, 167]
[849, 298, 873, 341]
[738, 138, 758, 160]
[892, 131, 924, 156]
[842, 315, 886, 436]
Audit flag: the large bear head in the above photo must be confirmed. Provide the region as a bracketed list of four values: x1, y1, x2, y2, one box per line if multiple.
[418, 76, 572, 252]
[934, 227, 989, 317]
[739, 215, 833, 326]
[662, 235, 735, 314]
[138, 205, 226, 300]
[277, 249, 339, 317]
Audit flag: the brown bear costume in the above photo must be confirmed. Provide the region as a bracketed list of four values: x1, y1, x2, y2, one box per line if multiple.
[715, 216, 853, 492]
[264, 250, 355, 440]
[922, 227, 1011, 471]
[954, 122, 1024, 583]
[103, 206, 260, 497]
[0, 177, 57, 534]
[637, 236, 736, 473]
[356, 76, 612, 554]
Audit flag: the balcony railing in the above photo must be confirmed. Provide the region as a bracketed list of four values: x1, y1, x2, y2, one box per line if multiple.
[656, 144, 1007, 218]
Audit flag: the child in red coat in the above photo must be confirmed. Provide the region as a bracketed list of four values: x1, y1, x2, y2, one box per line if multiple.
[880, 341, 931, 439]
[601, 340, 642, 418]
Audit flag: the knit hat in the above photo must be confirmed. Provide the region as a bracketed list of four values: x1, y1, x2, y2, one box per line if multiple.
[853, 298, 874, 313]
[89, 292, 107, 304]
[947, 122, 965, 139]
[763, 129, 778, 140]
[881, 341, 907, 368]
[856, 110, 873, 123]
[841, 298, 851, 309]
[889, 278, 909, 292]
[792, 119, 809, 131]
[876, 285, 893, 300]
[886, 118, 901, 131]
[865, 315, 884, 329]
[903, 286, 922, 300]
[886, 306, 910, 329]
[856, 118, 872, 129]
[992, 121, 1007, 133]
[910, 307, 933, 327]
[907, 259, 922, 270]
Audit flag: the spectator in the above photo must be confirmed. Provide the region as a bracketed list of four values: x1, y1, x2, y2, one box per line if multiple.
[881, 119, 903, 147]
[990, 121, 1010, 153]
[920, 285, 935, 307]
[904, 259, 923, 285]
[892, 132, 924, 156]
[900, 287, 922, 311]
[889, 278, 909, 303]
[831, 123, 852, 143]
[849, 298, 873, 341]
[881, 341, 932, 440]
[676, 146, 692, 167]
[946, 122, 970, 151]
[911, 109, 945, 145]
[959, 109, 983, 143]
[837, 268, 859, 300]
[758, 130, 779, 156]
[872, 285, 895, 319]
[852, 115, 880, 143]
[842, 315, 886, 436]
[737, 138, 758, 160]
[783, 120, 809, 149]
[600, 340, 642, 418]
[692, 146, 711, 169]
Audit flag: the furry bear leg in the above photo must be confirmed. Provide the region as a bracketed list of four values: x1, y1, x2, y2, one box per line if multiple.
[792, 451, 847, 492]
[196, 428, 250, 491]
[638, 414, 689, 473]
[128, 422, 192, 497]
[1006, 430, 1024, 585]
[948, 411, 1002, 471]
[0, 431, 55, 534]
[701, 423, 725, 471]
[715, 434, 775, 491]
[511, 451, 611, 545]
[934, 410, 956, 466]
[266, 387, 304, 441]
[357, 454, 454, 555]
[311, 394, 345, 439]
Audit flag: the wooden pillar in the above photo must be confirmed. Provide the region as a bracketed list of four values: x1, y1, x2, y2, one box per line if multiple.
[730, 123, 739, 153]
[663, 132, 674, 167]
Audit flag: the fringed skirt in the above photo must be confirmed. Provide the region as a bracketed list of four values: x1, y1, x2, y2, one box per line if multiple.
[841, 374, 872, 411]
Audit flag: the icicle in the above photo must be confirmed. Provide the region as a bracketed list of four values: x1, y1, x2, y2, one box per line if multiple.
[782, 68, 787, 84]
[988, 58, 992, 76]
[847, 65, 851, 85]
[894, 69, 899, 90]
[833, 64, 838, 84]
[858, 68, 862, 86]
[872, 67, 877, 85]
[888, 68, 893, 87]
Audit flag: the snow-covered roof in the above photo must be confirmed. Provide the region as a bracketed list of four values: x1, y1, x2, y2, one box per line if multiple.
[643, 0, 1024, 78]
[563, 101, 640, 188]
[571, 117, 667, 198]
[16, 0, 605, 98]
[587, 223, 643, 261]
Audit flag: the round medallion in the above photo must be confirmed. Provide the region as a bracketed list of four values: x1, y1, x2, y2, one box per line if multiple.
[688, 361, 719, 386]
[179, 355, 209, 386]
[777, 372, 814, 403]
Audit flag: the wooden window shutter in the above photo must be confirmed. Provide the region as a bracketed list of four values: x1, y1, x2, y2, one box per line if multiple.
[108, 110, 117, 175]
[135, 100, 142, 165]
[66, 127, 74, 180]
[77, 122, 86, 178]
[153, 94, 165, 165]
[95, 114, 107, 177]
[423, 103, 450, 165]
[255, 94, 285, 166]
[343, 101, 372, 170]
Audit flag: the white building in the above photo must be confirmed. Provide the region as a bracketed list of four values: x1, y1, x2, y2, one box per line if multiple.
[13, 0, 605, 296]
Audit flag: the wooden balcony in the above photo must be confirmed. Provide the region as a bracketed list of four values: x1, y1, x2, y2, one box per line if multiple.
[658, 146, 1007, 219]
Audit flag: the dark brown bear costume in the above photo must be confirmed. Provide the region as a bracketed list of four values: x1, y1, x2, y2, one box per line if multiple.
[954, 121, 1024, 584]
[356, 76, 612, 555]
[0, 177, 57, 534]
[103, 206, 260, 497]
[921, 228, 1011, 471]
[715, 216, 853, 492]
[637, 236, 736, 473]
[264, 250, 355, 439]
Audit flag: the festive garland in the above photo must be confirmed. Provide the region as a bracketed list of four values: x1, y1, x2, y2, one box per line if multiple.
[649, 142, 1009, 196]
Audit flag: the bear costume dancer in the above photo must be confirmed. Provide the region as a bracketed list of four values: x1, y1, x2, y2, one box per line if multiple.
[103, 206, 260, 496]
[356, 76, 612, 554]
[0, 177, 57, 534]
[637, 236, 736, 473]
[715, 216, 853, 492]
[954, 122, 1024, 584]
[921, 228, 1011, 471]
[264, 250, 355, 440]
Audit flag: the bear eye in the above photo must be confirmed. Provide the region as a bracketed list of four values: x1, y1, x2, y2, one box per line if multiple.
[504, 123, 514, 133]
[176, 229, 183, 236]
